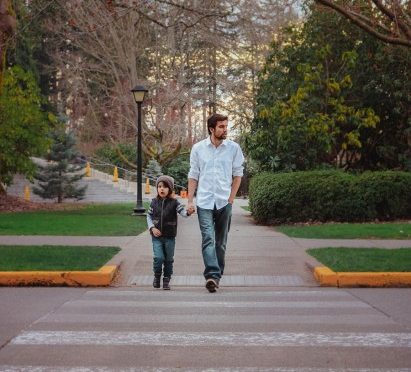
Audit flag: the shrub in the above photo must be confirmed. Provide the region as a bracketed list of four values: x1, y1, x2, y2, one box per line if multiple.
[94, 143, 137, 168]
[93, 143, 137, 179]
[249, 171, 411, 223]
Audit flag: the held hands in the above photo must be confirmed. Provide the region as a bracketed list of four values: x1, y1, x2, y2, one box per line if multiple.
[187, 202, 196, 215]
[187, 206, 195, 216]
[151, 227, 162, 237]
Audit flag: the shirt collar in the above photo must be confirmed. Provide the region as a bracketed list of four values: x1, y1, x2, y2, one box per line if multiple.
[206, 136, 227, 147]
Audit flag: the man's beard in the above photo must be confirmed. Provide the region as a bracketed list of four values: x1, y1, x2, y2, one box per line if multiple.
[215, 133, 227, 140]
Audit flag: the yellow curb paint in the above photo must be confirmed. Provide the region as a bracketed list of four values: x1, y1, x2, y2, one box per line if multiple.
[0, 265, 118, 287]
[338, 272, 411, 287]
[313, 266, 411, 287]
[314, 267, 338, 286]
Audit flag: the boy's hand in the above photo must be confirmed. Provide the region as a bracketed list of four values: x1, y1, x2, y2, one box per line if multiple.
[187, 202, 196, 215]
[151, 227, 162, 237]
[187, 207, 194, 216]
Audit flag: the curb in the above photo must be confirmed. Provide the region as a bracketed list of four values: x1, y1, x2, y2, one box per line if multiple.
[0, 265, 118, 287]
[312, 265, 411, 287]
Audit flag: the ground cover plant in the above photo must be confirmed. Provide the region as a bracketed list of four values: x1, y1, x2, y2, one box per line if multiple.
[276, 222, 411, 239]
[0, 245, 120, 271]
[307, 247, 411, 272]
[0, 203, 148, 236]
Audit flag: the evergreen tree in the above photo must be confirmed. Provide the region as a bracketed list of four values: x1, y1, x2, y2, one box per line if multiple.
[145, 159, 163, 181]
[33, 130, 87, 203]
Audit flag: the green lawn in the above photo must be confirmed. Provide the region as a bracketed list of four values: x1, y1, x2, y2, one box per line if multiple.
[0, 203, 148, 236]
[0, 245, 120, 271]
[307, 247, 411, 272]
[276, 222, 411, 239]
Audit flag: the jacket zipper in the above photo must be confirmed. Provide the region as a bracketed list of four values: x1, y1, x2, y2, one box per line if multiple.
[160, 199, 165, 233]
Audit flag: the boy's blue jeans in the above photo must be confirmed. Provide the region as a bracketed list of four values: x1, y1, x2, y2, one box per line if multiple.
[152, 236, 175, 278]
[197, 203, 232, 280]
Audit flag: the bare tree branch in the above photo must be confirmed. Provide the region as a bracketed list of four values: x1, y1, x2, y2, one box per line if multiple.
[315, 0, 411, 47]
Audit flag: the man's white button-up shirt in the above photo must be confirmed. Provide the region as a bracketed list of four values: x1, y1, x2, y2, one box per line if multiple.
[188, 137, 244, 210]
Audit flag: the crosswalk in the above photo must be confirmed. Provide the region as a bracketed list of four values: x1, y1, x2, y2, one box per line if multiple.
[0, 288, 410, 371]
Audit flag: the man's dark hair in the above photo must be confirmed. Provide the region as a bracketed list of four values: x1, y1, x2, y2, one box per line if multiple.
[207, 113, 228, 135]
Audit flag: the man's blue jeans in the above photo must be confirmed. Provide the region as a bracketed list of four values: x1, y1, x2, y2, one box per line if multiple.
[197, 203, 232, 280]
[152, 236, 175, 278]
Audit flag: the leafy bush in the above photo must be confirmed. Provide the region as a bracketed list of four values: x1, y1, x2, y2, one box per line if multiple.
[94, 143, 137, 170]
[249, 171, 411, 223]
[0, 66, 55, 188]
[93, 143, 137, 178]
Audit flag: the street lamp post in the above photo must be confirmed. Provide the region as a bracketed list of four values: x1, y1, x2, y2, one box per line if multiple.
[131, 85, 148, 216]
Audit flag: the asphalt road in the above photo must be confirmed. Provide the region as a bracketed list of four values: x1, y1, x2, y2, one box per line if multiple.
[0, 286, 411, 371]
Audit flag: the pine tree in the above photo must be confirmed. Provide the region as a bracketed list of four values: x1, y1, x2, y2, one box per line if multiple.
[33, 130, 87, 203]
[145, 159, 163, 181]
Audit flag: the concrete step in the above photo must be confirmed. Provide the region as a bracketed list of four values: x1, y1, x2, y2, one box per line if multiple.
[7, 173, 155, 203]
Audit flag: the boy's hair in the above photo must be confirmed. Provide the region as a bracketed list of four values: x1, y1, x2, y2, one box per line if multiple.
[207, 113, 228, 135]
[156, 175, 174, 196]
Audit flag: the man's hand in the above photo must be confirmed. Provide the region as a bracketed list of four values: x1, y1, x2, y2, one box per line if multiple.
[151, 227, 162, 237]
[228, 197, 234, 205]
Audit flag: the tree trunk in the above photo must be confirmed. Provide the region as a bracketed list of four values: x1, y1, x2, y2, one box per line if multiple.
[0, 182, 6, 194]
[0, 0, 16, 89]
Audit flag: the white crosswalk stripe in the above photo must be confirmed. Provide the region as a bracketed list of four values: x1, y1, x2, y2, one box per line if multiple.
[33, 313, 394, 325]
[61, 300, 371, 309]
[11, 330, 411, 347]
[129, 275, 306, 286]
[83, 289, 355, 298]
[1, 367, 410, 372]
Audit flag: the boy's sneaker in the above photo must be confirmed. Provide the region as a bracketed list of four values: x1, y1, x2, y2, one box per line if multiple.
[205, 278, 219, 293]
[153, 274, 161, 289]
[163, 277, 171, 290]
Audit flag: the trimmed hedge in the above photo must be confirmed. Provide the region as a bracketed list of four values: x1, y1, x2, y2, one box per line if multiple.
[249, 171, 411, 223]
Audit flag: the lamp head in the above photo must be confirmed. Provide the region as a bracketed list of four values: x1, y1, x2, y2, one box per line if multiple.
[131, 85, 148, 103]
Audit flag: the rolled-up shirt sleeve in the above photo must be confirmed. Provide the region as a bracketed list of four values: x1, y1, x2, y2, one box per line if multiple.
[232, 145, 244, 177]
[188, 146, 200, 180]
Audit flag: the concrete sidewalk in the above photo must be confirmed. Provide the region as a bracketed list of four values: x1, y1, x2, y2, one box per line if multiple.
[1, 197, 411, 287]
[117, 198, 319, 287]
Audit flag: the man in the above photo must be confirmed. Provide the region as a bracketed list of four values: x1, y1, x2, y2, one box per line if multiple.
[187, 113, 244, 293]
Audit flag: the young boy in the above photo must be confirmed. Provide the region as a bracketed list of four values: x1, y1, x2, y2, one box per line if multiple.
[146, 175, 193, 290]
